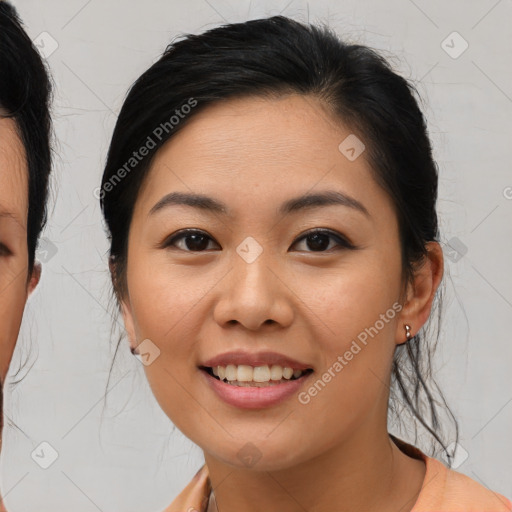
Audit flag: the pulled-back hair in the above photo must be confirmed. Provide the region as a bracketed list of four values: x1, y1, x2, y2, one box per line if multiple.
[100, 15, 458, 463]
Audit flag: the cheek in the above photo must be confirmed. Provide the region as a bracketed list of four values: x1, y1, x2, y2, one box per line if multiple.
[300, 255, 400, 406]
[0, 276, 27, 379]
[125, 256, 211, 407]
[127, 257, 212, 343]
[304, 252, 401, 343]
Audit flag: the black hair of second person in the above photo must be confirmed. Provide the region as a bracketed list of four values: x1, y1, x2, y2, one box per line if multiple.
[0, 1, 53, 277]
[0, 1, 53, 428]
[100, 15, 459, 464]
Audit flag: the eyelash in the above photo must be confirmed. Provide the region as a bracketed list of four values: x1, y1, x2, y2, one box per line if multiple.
[160, 228, 355, 253]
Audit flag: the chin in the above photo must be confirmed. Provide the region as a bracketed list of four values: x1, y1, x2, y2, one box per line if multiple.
[205, 438, 310, 472]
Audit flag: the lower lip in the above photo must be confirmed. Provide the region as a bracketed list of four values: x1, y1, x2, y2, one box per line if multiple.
[199, 368, 313, 409]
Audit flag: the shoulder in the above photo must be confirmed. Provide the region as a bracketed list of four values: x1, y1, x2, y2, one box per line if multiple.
[161, 465, 211, 512]
[389, 435, 512, 512]
[415, 455, 512, 511]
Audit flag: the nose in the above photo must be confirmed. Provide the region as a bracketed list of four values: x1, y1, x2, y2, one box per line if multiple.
[212, 247, 294, 332]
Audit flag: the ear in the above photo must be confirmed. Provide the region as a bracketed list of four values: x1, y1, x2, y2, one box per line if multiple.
[395, 241, 444, 345]
[120, 298, 138, 352]
[27, 261, 42, 297]
[109, 256, 138, 351]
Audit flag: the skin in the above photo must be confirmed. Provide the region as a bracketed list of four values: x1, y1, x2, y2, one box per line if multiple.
[119, 94, 443, 512]
[0, 116, 41, 457]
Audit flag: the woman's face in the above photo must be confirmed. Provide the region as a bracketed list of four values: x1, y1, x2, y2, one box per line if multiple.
[0, 117, 38, 386]
[120, 94, 417, 470]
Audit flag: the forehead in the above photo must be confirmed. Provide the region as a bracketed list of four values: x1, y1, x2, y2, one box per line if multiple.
[160, 94, 345, 167]
[135, 94, 394, 223]
[0, 116, 28, 226]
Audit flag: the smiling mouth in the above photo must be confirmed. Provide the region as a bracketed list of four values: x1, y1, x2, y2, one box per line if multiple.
[200, 365, 314, 387]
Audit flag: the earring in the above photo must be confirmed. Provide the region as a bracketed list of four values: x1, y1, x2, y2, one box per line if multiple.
[404, 324, 412, 342]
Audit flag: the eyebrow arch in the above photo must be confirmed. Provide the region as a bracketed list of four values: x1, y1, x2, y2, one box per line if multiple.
[149, 190, 370, 218]
[0, 208, 18, 220]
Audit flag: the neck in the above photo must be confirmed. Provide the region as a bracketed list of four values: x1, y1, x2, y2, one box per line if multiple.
[204, 423, 425, 512]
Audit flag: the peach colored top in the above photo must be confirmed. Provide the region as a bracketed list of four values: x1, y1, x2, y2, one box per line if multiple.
[162, 436, 512, 512]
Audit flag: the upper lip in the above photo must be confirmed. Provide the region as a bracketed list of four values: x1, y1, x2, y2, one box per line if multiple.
[201, 351, 313, 371]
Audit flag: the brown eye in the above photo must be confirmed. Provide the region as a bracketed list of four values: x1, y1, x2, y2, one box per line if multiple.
[161, 228, 354, 253]
[163, 229, 219, 252]
[291, 229, 354, 252]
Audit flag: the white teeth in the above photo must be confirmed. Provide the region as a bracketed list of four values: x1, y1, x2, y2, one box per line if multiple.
[270, 365, 283, 381]
[209, 364, 307, 383]
[237, 365, 253, 382]
[282, 367, 293, 379]
[225, 364, 237, 381]
[253, 366, 271, 382]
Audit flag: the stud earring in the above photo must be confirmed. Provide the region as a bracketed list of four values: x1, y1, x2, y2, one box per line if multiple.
[405, 324, 412, 342]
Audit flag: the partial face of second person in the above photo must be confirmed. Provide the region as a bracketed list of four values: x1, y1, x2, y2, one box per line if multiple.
[0, 117, 39, 386]
[119, 94, 441, 471]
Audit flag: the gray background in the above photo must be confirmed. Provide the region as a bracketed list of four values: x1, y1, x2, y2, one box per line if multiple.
[1, 0, 511, 510]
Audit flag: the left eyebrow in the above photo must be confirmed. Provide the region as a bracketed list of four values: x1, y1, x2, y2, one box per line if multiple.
[0, 205, 24, 230]
[279, 190, 370, 218]
[0, 208, 17, 220]
[148, 190, 370, 219]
